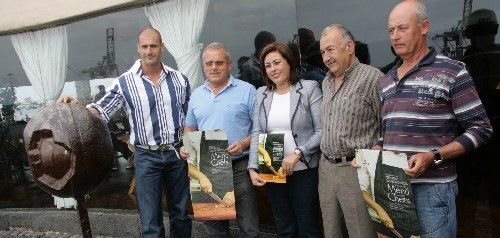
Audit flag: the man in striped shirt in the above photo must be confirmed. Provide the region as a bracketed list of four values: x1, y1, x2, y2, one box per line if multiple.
[59, 28, 192, 238]
[379, 1, 493, 237]
[319, 24, 383, 238]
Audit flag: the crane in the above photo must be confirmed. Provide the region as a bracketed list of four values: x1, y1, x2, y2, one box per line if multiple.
[81, 28, 118, 79]
[432, 0, 473, 60]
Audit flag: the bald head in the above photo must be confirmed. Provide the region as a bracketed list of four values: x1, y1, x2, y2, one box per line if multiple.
[390, 0, 428, 25]
[388, 0, 430, 60]
[138, 27, 162, 44]
[137, 27, 164, 67]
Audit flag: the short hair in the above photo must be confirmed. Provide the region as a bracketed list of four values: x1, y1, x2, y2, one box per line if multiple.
[355, 41, 371, 65]
[321, 24, 355, 47]
[413, 0, 428, 24]
[259, 42, 299, 91]
[254, 31, 276, 55]
[138, 27, 162, 44]
[202, 42, 232, 62]
[298, 28, 316, 53]
[237, 56, 250, 71]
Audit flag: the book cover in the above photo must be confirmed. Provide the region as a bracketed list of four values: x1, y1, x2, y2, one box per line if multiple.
[183, 130, 236, 220]
[258, 133, 286, 183]
[355, 149, 420, 238]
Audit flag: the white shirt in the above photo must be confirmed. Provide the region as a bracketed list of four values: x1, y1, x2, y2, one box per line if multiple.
[267, 92, 306, 171]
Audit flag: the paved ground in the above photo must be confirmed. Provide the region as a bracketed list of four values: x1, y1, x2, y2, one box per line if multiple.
[0, 227, 117, 238]
[0, 208, 277, 238]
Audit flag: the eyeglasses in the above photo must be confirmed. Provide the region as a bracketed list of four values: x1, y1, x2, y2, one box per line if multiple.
[204, 61, 226, 67]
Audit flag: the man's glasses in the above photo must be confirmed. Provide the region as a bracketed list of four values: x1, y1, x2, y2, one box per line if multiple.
[204, 61, 226, 67]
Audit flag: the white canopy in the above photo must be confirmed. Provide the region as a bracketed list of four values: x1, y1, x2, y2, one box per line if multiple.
[0, 0, 161, 36]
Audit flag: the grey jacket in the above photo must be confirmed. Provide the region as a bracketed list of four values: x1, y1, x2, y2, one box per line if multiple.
[248, 79, 323, 171]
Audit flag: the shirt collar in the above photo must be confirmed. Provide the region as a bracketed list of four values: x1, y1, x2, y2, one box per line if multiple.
[388, 47, 437, 79]
[202, 75, 237, 91]
[344, 57, 360, 77]
[326, 57, 360, 79]
[131, 59, 174, 78]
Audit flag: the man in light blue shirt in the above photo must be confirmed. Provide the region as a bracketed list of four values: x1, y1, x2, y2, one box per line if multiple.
[185, 76, 255, 153]
[181, 42, 259, 237]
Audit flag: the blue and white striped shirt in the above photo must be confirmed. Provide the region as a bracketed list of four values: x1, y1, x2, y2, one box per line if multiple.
[89, 59, 191, 146]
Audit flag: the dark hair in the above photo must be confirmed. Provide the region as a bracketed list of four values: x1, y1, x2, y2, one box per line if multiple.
[254, 31, 276, 55]
[355, 41, 371, 65]
[259, 42, 299, 91]
[298, 28, 316, 53]
[237, 56, 250, 71]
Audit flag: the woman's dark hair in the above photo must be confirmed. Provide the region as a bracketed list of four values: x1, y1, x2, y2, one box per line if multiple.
[259, 42, 299, 91]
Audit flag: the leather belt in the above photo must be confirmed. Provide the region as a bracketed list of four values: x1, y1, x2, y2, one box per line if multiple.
[136, 144, 175, 152]
[324, 154, 355, 164]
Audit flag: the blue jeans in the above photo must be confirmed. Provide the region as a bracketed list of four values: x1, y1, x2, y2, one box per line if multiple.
[413, 180, 458, 238]
[135, 147, 192, 238]
[266, 168, 321, 238]
[203, 156, 259, 237]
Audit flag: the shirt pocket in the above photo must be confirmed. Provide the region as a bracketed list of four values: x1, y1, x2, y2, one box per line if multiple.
[345, 91, 373, 118]
[225, 102, 249, 123]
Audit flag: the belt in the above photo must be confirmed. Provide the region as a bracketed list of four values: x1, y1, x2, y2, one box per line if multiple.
[136, 144, 175, 152]
[324, 154, 355, 164]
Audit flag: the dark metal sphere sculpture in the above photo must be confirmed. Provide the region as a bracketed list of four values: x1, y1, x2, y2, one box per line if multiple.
[23, 102, 113, 198]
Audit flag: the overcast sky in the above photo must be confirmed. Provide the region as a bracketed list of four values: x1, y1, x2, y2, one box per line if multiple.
[0, 0, 499, 102]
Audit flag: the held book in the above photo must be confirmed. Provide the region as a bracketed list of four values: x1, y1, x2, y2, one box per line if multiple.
[258, 133, 286, 183]
[355, 149, 420, 238]
[183, 130, 236, 220]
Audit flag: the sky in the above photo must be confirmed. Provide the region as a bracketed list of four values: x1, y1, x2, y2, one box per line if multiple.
[0, 0, 499, 104]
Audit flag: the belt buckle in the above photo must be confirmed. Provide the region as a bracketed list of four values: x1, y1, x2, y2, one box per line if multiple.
[158, 144, 170, 151]
[324, 154, 336, 164]
[327, 155, 351, 164]
[342, 155, 349, 161]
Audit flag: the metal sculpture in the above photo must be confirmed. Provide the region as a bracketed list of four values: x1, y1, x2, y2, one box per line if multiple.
[23, 103, 113, 238]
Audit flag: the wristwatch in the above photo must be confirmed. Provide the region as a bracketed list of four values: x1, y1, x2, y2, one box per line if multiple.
[294, 148, 303, 158]
[431, 149, 444, 166]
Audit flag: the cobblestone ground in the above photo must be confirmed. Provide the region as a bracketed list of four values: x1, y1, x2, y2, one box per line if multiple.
[0, 227, 118, 238]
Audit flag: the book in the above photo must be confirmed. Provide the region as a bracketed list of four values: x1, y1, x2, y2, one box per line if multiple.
[355, 149, 420, 238]
[258, 133, 286, 183]
[183, 130, 236, 220]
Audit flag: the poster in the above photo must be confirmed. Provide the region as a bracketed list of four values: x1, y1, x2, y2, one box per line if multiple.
[183, 130, 236, 220]
[355, 149, 420, 238]
[258, 133, 286, 183]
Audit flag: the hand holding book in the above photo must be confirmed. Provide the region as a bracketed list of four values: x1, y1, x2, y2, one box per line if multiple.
[258, 143, 272, 167]
[258, 143, 280, 175]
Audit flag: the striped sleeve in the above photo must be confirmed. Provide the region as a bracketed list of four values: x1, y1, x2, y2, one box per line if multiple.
[87, 77, 124, 122]
[182, 74, 191, 115]
[450, 66, 493, 151]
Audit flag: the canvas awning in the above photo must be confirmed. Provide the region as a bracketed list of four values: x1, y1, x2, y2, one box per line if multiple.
[0, 0, 163, 36]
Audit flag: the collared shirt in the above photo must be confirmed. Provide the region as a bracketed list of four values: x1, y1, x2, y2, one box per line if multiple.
[88, 59, 190, 146]
[320, 58, 383, 162]
[185, 75, 256, 159]
[379, 48, 493, 182]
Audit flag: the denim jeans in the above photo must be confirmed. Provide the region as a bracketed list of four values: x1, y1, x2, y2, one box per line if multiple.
[413, 180, 458, 238]
[135, 147, 192, 238]
[203, 156, 259, 237]
[266, 167, 321, 238]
